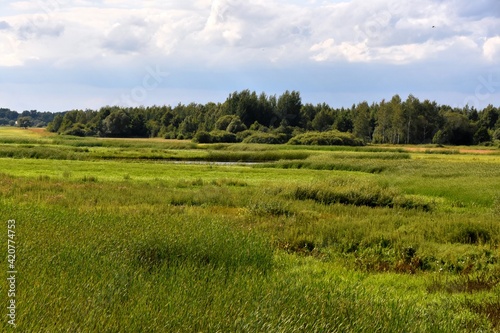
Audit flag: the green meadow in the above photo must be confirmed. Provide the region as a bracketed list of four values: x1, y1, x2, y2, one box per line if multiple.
[1, 127, 499, 332]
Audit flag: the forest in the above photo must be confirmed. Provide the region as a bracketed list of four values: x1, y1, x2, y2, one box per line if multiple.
[6, 90, 500, 145]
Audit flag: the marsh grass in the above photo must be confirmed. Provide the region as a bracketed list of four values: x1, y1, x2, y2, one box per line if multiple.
[205, 150, 310, 162]
[493, 195, 500, 216]
[2, 196, 485, 332]
[262, 152, 413, 174]
[210, 178, 248, 187]
[81, 175, 98, 182]
[0, 145, 85, 160]
[286, 179, 434, 211]
[427, 272, 500, 294]
[265, 159, 389, 173]
[1, 130, 500, 331]
[131, 217, 273, 272]
[424, 149, 461, 154]
[248, 199, 294, 217]
[466, 297, 500, 331]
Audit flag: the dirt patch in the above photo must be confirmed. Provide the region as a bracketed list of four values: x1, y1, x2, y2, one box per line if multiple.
[403, 147, 498, 155]
[27, 128, 54, 137]
[458, 149, 498, 154]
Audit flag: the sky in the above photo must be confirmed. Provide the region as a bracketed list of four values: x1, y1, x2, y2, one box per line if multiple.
[0, 0, 499, 112]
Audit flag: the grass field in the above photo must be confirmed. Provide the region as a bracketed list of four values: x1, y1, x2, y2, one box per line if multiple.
[1, 127, 499, 332]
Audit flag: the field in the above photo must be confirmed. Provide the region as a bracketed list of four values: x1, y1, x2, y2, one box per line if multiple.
[1, 127, 500, 332]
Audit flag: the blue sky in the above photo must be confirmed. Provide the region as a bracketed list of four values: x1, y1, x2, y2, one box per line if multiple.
[0, 0, 499, 112]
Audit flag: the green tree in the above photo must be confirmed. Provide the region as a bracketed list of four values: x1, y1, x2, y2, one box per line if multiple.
[103, 110, 131, 137]
[353, 101, 371, 141]
[334, 108, 353, 132]
[146, 120, 161, 138]
[47, 114, 63, 132]
[473, 125, 491, 144]
[276, 90, 302, 127]
[402, 95, 420, 144]
[215, 115, 238, 131]
[493, 128, 500, 141]
[17, 116, 32, 129]
[160, 108, 175, 127]
[433, 111, 474, 145]
[226, 117, 247, 133]
[417, 100, 440, 143]
[390, 95, 404, 144]
[312, 108, 334, 132]
[300, 103, 317, 129]
[479, 105, 499, 130]
[63, 123, 86, 136]
[130, 112, 148, 137]
[178, 115, 199, 139]
[372, 99, 392, 143]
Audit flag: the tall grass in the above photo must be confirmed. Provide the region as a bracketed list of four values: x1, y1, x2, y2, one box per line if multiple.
[287, 179, 434, 210]
[262, 152, 411, 173]
[0, 131, 499, 331]
[1, 198, 488, 332]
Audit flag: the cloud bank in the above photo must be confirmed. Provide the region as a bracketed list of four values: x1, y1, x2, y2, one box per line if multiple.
[0, 0, 499, 111]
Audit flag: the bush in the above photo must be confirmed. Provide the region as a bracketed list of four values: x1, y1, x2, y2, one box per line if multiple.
[227, 117, 247, 133]
[63, 124, 86, 137]
[492, 128, 500, 141]
[288, 130, 364, 146]
[193, 131, 212, 143]
[215, 115, 238, 131]
[208, 130, 238, 143]
[192, 130, 239, 143]
[235, 130, 255, 141]
[243, 132, 288, 144]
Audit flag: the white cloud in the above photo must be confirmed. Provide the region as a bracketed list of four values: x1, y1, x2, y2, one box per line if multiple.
[102, 20, 151, 54]
[0, 21, 11, 30]
[1, 0, 495, 67]
[0, 0, 499, 111]
[310, 39, 372, 63]
[483, 36, 500, 61]
[0, 32, 22, 66]
[17, 22, 65, 40]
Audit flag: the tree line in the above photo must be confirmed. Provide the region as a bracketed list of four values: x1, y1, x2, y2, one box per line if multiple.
[0, 109, 55, 128]
[7, 90, 500, 145]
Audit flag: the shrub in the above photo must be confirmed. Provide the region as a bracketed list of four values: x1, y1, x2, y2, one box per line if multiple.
[193, 131, 212, 143]
[492, 128, 500, 141]
[243, 132, 288, 144]
[226, 117, 247, 133]
[288, 130, 364, 146]
[235, 130, 255, 141]
[215, 115, 238, 131]
[63, 124, 86, 137]
[208, 130, 238, 143]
